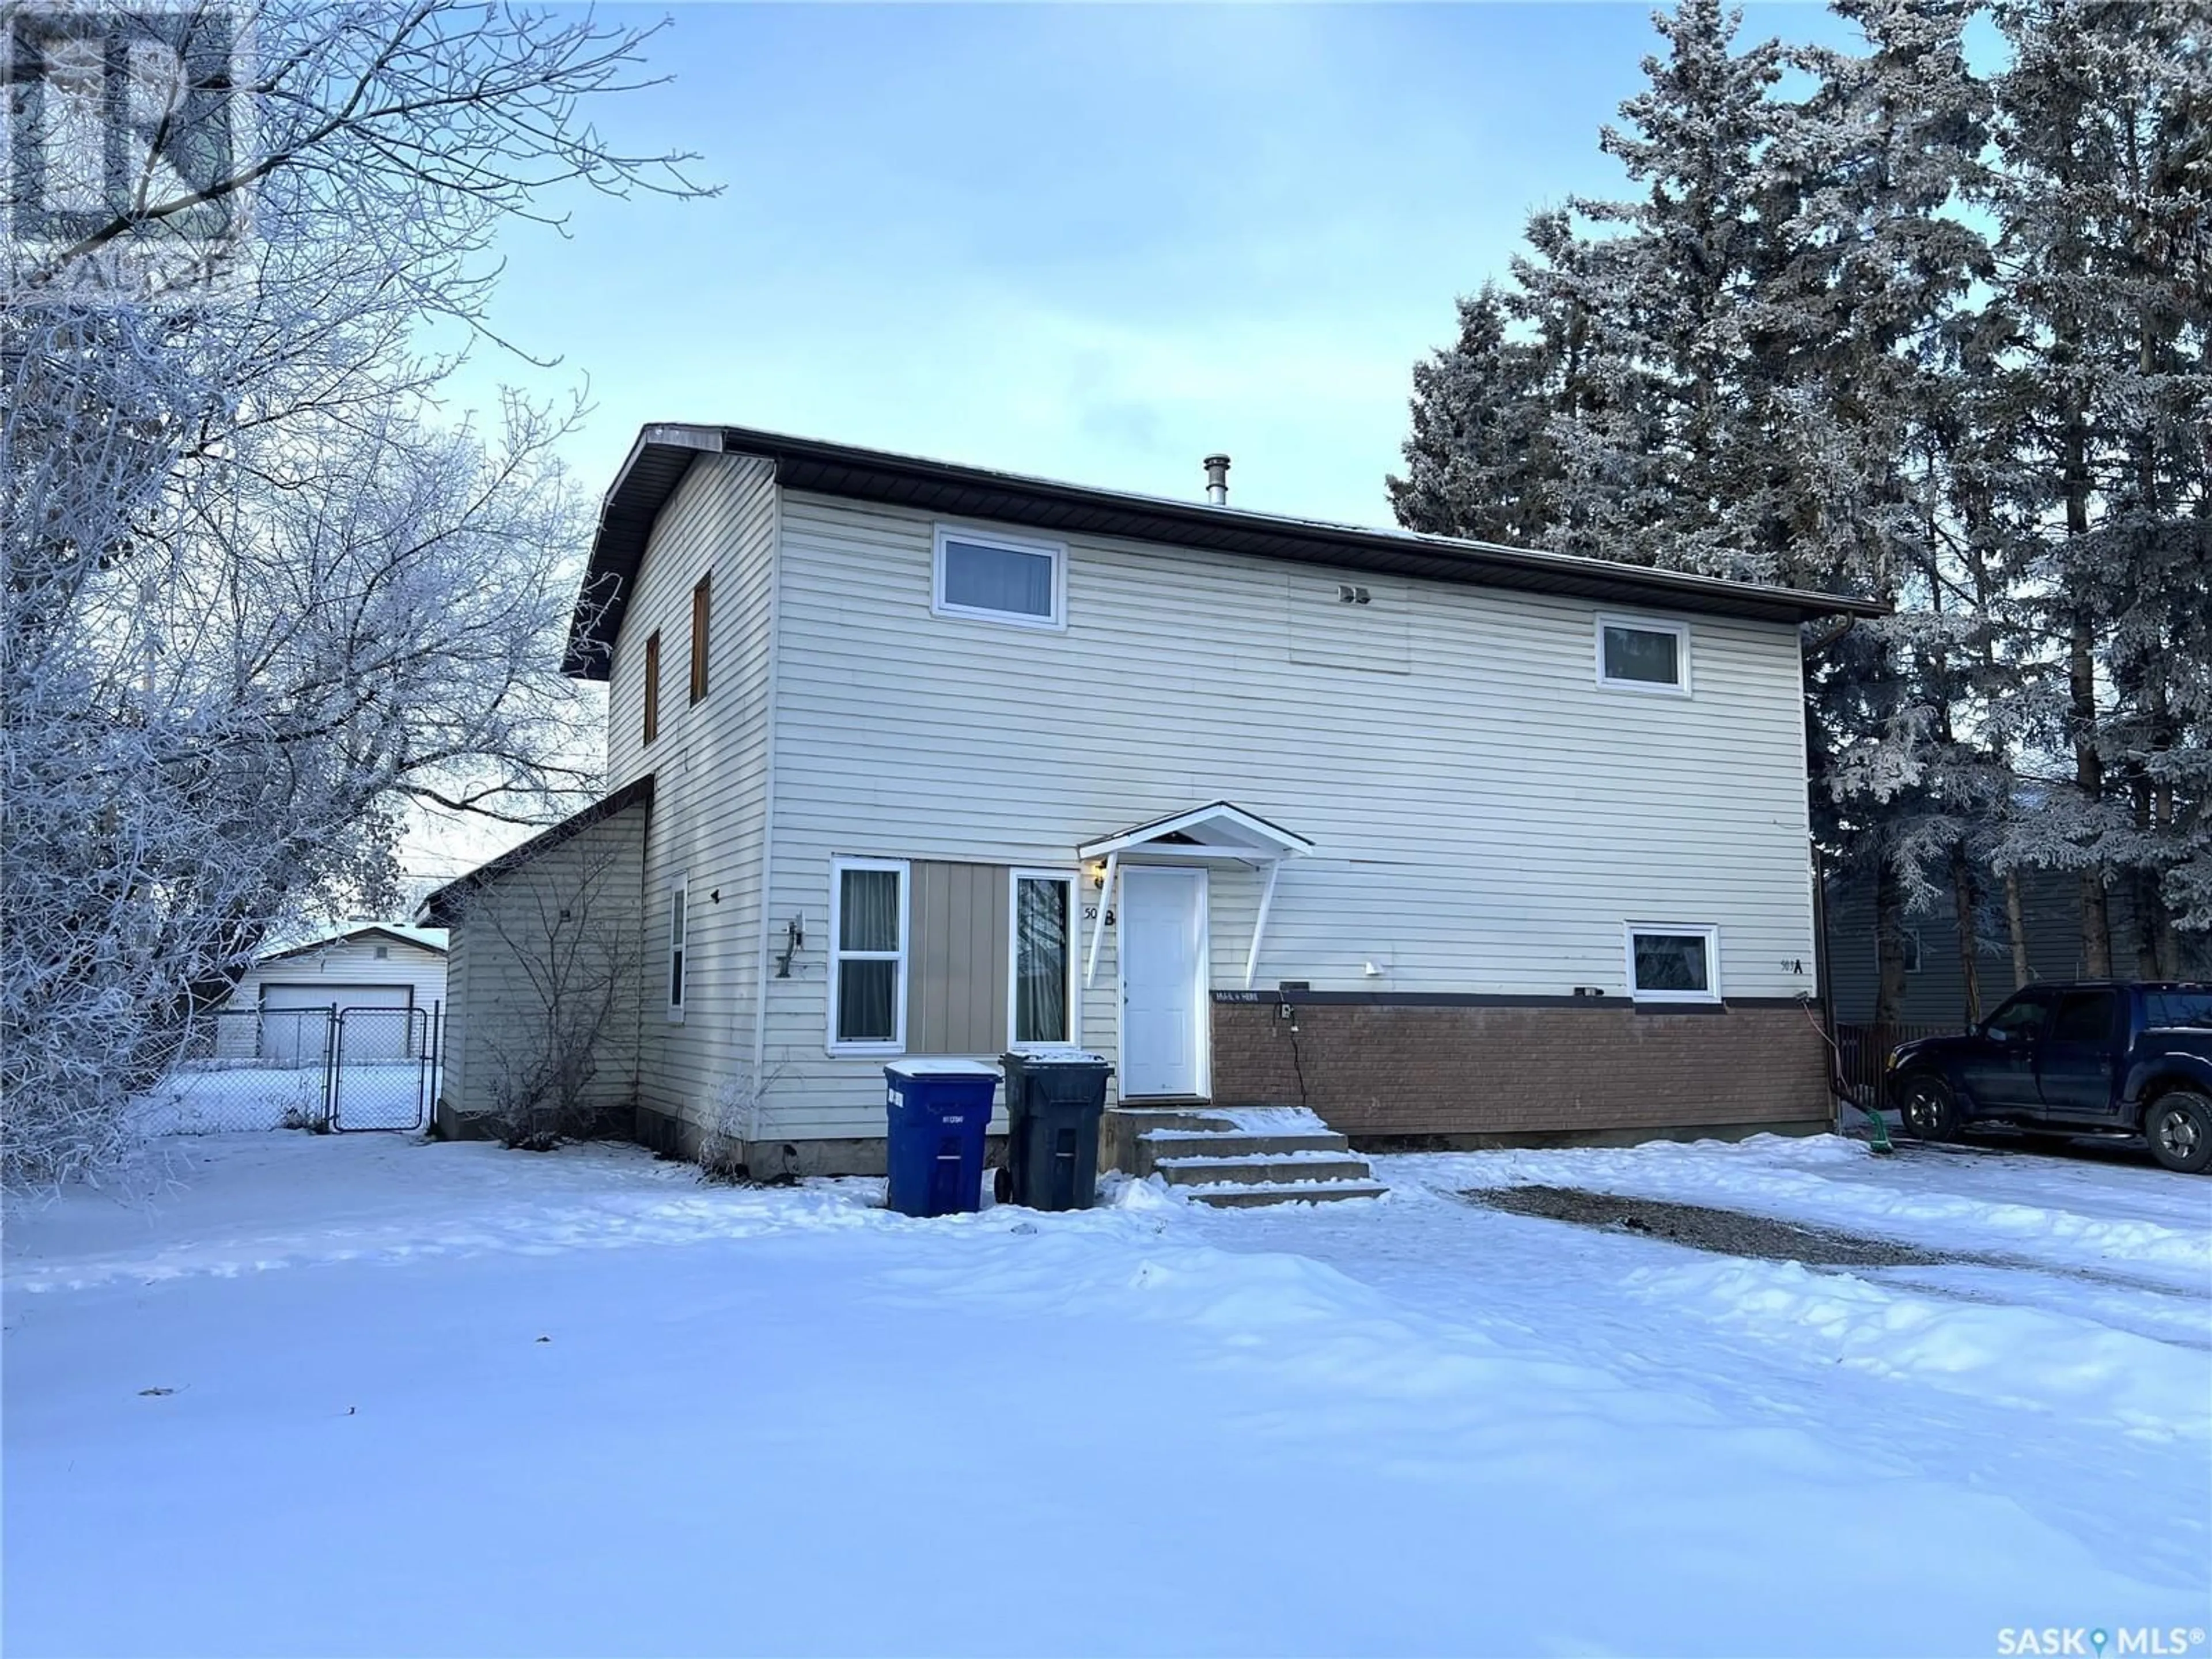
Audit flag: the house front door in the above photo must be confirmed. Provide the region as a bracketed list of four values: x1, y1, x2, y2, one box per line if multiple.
[1120, 866, 1207, 1097]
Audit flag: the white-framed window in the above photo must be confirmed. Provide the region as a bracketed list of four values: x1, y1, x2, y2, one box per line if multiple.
[666, 878, 688, 1022]
[1624, 922, 1721, 1002]
[932, 526, 1066, 630]
[1596, 615, 1691, 695]
[1008, 869, 1080, 1050]
[829, 858, 908, 1053]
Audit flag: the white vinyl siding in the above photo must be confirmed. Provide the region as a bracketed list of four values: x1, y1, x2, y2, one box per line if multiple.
[601, 451, 780, 1130]
[747, 489, 1819, 1140]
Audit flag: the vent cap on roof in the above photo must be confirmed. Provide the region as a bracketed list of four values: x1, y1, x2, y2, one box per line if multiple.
[1203, 453, 1230, 506]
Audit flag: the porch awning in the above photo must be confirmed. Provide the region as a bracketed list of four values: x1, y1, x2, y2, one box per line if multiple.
[1078, 802, 1312, 990]
[1076, 801, 1313, 868]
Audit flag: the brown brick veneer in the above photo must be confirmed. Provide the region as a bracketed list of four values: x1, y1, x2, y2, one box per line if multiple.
[1210, 999, 1830, 1145]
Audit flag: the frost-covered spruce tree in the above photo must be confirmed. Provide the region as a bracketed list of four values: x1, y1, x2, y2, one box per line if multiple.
[0, 1, 710, 1190]
[1387, 285, 1556, 544]
[1986, 0, 2212, 972]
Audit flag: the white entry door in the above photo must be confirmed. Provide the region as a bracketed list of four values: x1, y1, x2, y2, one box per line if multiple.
[1120, 866, 1207, 1097]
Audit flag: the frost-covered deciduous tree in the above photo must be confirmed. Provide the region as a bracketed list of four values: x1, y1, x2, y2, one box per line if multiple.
[461, 840, 642, 1152]
[1, 1, 709, 1190]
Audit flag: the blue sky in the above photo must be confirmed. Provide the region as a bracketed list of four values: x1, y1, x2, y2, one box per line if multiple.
[459, 2, 1859, 529]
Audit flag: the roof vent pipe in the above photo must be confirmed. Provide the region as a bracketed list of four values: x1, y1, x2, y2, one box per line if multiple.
[1203, 453, 1230, 506]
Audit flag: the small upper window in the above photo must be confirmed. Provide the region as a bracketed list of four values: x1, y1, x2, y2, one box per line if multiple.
[643, 630, 661, 745]
[689, 577, 711, 704]
[1597, 616, 1689, 694]
[933, 528, 1065, 629]
[1626, 923, 1719, 1002]
[373, 945, 390, 960]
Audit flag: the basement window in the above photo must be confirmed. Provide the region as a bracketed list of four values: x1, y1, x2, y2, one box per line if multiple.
[1597, 616, 1690, 694]
[1624, 923, 1719, 1003]
[933, 527, 1065, 630]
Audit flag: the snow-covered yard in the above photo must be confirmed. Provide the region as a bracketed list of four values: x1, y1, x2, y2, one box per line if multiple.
[3, 1132, 2206, 1657]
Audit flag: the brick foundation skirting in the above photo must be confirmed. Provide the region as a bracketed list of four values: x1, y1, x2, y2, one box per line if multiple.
[1210, 999, 1830, 1141]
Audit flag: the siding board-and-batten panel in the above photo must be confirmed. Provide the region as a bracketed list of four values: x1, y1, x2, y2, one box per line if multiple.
[600, 454, 779, 1130]
[751, 488, 1821, 1141]
[907, 861, 1010, 1056]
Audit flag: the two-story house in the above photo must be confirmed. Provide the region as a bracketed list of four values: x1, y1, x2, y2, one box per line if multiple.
[421, 423, 1883, 1176]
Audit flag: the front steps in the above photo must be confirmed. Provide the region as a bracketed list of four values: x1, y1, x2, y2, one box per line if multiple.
[1111, 1106, 1387, 1208]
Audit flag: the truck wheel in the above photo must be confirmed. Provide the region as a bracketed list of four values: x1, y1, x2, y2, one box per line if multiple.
[1897, 1075, 1957, 1142]
[2144, 1092, 2212, 1175]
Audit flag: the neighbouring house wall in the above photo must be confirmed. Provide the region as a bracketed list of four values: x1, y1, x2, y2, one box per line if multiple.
[1210, 997, 1829, 1141]
[215, 935, 448, 1059]
[600, 452, 780, 1147]
[434, 805, 647, 1137]
[1823, 866, 2212, 1026]
[744, 487, 1824, 1152]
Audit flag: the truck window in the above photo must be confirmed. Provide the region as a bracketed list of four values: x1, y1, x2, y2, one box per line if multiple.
[2049, 990, 2118, 1044]
[2145, 991, 2212, 1031]
[1984, 993, 2054, 1041]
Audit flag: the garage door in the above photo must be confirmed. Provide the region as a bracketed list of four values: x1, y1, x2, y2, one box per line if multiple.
[259, 984, 410, 1066]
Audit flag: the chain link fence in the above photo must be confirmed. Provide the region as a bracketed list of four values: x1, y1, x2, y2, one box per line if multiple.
[134, 1007, 439, 1134]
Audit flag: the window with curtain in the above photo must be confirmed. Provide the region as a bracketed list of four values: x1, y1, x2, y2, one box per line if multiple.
[933, 529, 1062, 627]
[642, 630, 661, 745]
[689, 575, 711, 704]
[1627, 926, 1717, 1001]
[833, 862, 905, 1048]
[1013, 874, 1072, 1046]
[1598, 618, 1688, 691]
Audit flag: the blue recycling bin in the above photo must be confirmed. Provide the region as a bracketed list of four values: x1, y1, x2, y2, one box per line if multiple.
[882, 1060, 999, 1217]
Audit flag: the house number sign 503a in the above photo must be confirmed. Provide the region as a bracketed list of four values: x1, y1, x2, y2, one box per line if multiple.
[1082, 906, 1115, 926]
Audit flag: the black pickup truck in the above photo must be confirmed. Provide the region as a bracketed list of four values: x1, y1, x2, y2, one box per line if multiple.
[1885, 982, 2212, 1173]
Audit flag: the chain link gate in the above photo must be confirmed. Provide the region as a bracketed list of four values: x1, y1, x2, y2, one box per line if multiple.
[326, 1006, 439, 1131]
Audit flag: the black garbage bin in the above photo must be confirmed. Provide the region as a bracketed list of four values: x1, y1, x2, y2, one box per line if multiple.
[997, 1051, 1113, 1211]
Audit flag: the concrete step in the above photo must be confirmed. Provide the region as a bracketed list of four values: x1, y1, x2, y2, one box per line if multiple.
[1155, 1154, 1375, 1188]
[1135, 1130, 1349, 1174]
[1185, 1180, 1391, 1209]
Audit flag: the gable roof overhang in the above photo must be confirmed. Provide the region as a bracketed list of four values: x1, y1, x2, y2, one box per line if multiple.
[563, 423, 1892, 679]
[255, 923, 448, 966]
[1077, 801, 1313, 867]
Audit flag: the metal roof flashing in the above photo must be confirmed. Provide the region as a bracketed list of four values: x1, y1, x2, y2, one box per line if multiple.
[562, 424, 1888, 680]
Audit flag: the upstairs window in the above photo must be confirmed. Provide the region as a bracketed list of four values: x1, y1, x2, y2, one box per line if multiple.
[643, 630, 661, 745]
[690, 575, 711, 704]
[1597, 616, 1690, 694]
[933, 527, 1065, 630]
[1626, 923, 1719, 1002]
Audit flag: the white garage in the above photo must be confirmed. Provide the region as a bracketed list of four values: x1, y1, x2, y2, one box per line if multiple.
[215, 926, 449, 1064]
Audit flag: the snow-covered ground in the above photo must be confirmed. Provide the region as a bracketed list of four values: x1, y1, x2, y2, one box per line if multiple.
[4, 1132, 2206, 1657]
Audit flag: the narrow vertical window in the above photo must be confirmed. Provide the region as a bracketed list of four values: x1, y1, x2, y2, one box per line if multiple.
[667, 882, 687, 1020]
[830, 859, 907, 1052]
[690, 575, 711, 704]
[1011, 872, 1075, 1047]
[643, 630, 661, 746]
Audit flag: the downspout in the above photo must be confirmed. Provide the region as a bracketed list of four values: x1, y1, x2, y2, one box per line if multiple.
[748, 464, 784, 1146]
